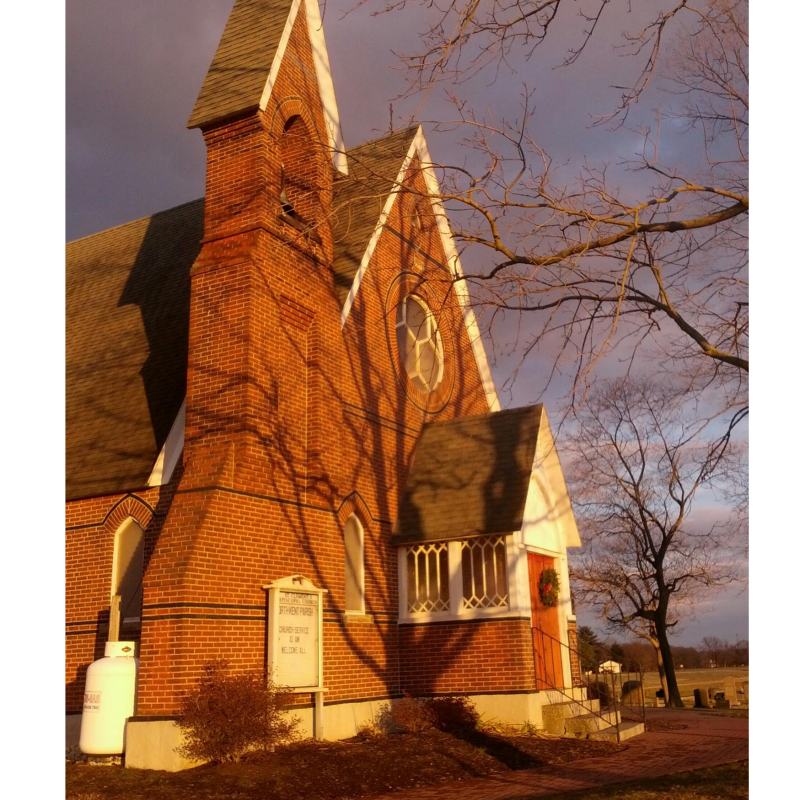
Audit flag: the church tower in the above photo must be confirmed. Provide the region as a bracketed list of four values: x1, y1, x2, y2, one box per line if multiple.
[134, 0, 353, 726]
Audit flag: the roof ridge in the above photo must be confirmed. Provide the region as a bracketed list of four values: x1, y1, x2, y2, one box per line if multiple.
[420, 404, 542, 431]
[425, 403, 544, 425]
[66, 197, 205, 246]
[345, 126, 419, 155]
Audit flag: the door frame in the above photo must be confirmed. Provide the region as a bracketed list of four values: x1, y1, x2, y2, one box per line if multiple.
[525, 545, 572, 690]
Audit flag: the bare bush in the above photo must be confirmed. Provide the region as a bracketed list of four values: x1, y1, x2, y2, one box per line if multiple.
[425, 695, 480, 732]
[175, 660, 300, 763]
[383, 693, 437, 733]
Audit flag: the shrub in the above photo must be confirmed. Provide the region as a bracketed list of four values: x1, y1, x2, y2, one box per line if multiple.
[354, 720, 383, 740]
[379, 693, 480, 734]
[384, 692, 436, 733]
[423, 695, 480, 733]
[176, 660, 300, 763]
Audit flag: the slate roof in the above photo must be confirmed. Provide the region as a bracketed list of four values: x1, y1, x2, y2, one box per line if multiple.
[188, 0, 294, 130]
[393, 405, 544, 544]
[331, 127, 417, 303]
[66, 199, 204, 500]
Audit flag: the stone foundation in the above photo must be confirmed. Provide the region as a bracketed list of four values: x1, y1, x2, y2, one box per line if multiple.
[75, 690, 554, 771]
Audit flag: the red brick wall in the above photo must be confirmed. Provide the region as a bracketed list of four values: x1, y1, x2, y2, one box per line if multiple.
[66, 2, 503, 718]
[399, 620, 535, 695]
[65, 482, 178, 712]
[567, 618, 582, 686]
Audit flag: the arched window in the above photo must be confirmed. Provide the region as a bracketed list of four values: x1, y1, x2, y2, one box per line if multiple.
[409, 197, 431, 233]
[111, 518, 145, 623]
[343, 515, 365, 613]
[279, 114, 318, 226]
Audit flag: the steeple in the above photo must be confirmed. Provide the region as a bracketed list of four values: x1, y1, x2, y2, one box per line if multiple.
[188, 0, 347, 174]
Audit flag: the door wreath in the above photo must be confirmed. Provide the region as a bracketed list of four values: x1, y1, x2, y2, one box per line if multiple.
[538, 568, 560, 607]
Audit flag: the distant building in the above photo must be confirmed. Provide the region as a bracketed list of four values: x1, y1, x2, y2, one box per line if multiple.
[599, 660, 622, 674]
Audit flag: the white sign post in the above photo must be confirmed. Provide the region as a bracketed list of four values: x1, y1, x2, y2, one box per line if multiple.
[263, 575, 327, 739]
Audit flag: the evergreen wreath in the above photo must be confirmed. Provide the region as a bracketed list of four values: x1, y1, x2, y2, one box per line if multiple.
[538, 569, 560, 607]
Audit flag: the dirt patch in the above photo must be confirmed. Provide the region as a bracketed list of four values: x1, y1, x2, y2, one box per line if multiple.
[66, 730, 623, 800]
[646, 720, 689, 732]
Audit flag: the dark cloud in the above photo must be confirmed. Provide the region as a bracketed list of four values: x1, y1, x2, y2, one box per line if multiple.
[67, 0, 695, 240]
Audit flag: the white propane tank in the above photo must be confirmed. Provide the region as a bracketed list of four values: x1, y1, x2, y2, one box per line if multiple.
[79, 641, 138, 755]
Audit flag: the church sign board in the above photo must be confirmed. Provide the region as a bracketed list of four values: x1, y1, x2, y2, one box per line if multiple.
[263, 575, 326, 692]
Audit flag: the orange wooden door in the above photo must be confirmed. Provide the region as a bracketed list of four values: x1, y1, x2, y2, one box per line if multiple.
[528, 552, 564, 690]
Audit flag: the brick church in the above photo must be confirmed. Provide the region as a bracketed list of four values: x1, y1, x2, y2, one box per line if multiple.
[66, 0, 582, 769]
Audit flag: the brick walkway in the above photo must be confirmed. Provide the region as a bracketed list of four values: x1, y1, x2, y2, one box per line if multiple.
[368, 709, 749, 800]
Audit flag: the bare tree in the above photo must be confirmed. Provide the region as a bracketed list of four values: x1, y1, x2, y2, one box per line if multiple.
[731, 639, 748, 666]
[566, 378, 744, 706]
[343, 0, 748, 408]
[701, 635, 730, 667]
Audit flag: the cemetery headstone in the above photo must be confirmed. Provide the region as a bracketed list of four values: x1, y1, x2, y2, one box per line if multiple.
[694, 688, 712, 708]
[621, 680, 644, 706]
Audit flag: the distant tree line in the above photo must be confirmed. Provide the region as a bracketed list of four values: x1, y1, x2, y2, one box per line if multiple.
[577, 627, 748, 673]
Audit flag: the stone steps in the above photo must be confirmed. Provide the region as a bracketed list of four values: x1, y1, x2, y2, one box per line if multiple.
[587, 720, 646, 742]
[564, 708, 620, 735]
[542, 699, 602, 735]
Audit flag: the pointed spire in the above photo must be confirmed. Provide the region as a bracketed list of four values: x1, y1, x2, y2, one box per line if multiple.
[188, 0, 295, 130]
[187, 0, 347, 173]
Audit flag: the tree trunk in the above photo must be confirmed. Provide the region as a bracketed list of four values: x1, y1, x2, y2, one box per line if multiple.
[654, 640, 670, 701]
[654, 619, 684, 708]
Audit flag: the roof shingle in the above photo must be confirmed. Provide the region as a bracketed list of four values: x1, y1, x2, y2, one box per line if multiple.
[393, 405, 544, 544]
[66, 199, 204, 500]
[65, 130, 419, 499]
[187, 0, 294, 130]
[331, 127, 417, 303]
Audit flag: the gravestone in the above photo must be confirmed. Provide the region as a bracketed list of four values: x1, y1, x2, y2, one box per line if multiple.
[723, 678, 741, 706]
[621, 680, 644, 706]
[694, 688, 712, 708]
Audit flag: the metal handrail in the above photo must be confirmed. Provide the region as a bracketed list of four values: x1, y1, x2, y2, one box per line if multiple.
[532, 625, 646, 743]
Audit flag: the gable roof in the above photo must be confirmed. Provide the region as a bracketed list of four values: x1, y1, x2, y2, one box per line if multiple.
[65, 199, 204, 500]
[187, 0, 347, 174]
[336, 124, 500, 411]
[393, 405, 544, 544]
[331, 127, 418, 304]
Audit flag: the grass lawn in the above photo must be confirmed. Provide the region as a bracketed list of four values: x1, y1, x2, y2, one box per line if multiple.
[640, 668, 748, 693]
[528, 761, 748, 799]
[66, 729, 623, 800]
[638, 668, 749, 705]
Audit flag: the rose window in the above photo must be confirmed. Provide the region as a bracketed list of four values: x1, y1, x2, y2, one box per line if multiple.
[395, 295, 444, 393]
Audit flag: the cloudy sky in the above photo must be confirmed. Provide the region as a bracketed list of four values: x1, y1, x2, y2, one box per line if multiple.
[66, 0, 747, 647]
[66, 0, 674, 242]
